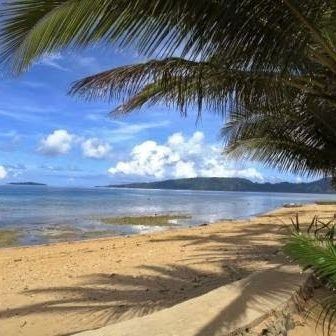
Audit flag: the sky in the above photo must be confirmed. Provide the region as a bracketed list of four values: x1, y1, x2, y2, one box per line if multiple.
[0, 47, 309, 187]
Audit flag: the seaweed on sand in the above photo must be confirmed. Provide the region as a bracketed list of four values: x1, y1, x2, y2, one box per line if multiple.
[0, 230, 21, 247]
[102, 214, 191, 226]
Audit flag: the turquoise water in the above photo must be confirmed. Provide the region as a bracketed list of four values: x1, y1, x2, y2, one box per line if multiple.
[0, 185, 335, 246]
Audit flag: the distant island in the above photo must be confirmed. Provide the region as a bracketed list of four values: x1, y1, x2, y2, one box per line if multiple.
[99, 177, 335, 194]
[8, 182, 47, 186]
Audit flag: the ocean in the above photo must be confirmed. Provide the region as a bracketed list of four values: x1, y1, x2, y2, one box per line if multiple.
[0, 185, 335, 247]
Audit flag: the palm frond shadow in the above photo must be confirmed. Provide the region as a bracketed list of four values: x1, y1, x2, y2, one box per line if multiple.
[0, 266, 303, 336]
[0, 265, 246, 328]
[193, 266, 305, 336]
[0, 220, 294, 335]
[148, 221, 290, 267]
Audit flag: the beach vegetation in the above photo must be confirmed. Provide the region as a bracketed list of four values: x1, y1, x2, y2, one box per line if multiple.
[285, 215, 336, 334]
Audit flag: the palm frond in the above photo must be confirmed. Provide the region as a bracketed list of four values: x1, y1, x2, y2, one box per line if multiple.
[222, 95, 336, 179]
[285, 216, 336, 335]
[1, 0, 336, 73]
[71, 57, 324, 116]
[286, 234, 336, 288]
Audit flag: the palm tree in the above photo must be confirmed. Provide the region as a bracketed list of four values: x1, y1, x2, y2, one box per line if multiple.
[2, 1, 336, 331]
[0, 0, 336, 181]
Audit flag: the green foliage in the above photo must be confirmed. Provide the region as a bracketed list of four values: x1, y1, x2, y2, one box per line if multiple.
[222, 97, 336, 180]
[2, 1, 330, 72]
[1, 1, 336, 180]
[108, 177, 335, 193]
[284, 215, 336, 335]
[285, 228, 336, 288]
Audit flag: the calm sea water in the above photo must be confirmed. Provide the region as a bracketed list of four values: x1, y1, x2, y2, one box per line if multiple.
[0, 185, 335, 246]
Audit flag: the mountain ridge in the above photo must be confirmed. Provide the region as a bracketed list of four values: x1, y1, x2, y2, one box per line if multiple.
[7, 182, 47, 186]
[99, 177, 335, 194]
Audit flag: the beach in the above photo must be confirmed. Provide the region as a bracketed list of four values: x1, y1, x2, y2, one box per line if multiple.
[0, 204, 335, 336]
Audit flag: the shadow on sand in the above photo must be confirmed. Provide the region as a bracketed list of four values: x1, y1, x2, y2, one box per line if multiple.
[0, 220, 302, 335]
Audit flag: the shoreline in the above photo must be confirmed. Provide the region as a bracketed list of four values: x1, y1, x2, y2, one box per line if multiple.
[1, 187, 336, 249]
[0, 205, 286, 251]
[1, 204, 335, 336]
[0, 202, 318, 250]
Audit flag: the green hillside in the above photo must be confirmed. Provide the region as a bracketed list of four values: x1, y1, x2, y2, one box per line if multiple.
[103, 177, 335, 194]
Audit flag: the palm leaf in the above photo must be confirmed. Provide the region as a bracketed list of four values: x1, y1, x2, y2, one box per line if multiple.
[285, 217, 336, 335]
[70, 57, 329, 115]
[1, 0, 335, 73]
[286, 233, 336, 287]
[222, 95, 336, 180]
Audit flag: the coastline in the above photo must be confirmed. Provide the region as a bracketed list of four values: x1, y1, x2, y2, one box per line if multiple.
[0, 204, 335, 336]
[1, 187, 336, 248]
[0, 202, 308, 250]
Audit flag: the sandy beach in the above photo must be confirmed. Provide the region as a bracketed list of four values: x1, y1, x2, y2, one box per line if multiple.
[0, 204, 335, 336]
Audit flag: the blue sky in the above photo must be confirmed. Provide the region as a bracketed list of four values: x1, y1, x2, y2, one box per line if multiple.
[0, 47, 308, 186]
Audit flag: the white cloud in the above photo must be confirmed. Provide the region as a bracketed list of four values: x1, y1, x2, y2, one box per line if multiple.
[200, 163, 263, 180]
[81, 138, 111, 159]
[109, 140, 179, 178]
[108, 132, 264, 181]
[173, 161, 197, 178]
[0, 166, 8, 179]
[82, 121, 170, 144]
[37, 53, 70, 72]
[38, 130, 113, 159]
[5, 164, 26, 178]
[110, 121, 171, 140]
[167, 132, 185, 146]
[295, 176, 303, 183]
[39, 129, 74, 155]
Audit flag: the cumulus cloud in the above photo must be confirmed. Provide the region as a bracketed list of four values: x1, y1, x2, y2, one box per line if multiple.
[81, 138, 111, 159]
[0, 166, 8, 179]
[174, 161, 197, 178]
[39, 129, 74, 155]
[109, 140, 179, 178]
[38, 129, 114, 159]
[108, 131, 264, 181]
